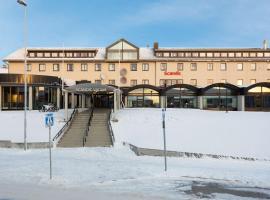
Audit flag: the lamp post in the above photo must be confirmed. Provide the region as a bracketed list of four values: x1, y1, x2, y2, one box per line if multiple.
[17, 0, 28, 151]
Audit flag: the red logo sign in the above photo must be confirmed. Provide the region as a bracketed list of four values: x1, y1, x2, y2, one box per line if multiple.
[164, 71, 181, 76]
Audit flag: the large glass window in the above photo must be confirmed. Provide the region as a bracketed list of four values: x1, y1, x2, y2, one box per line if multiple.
[166, 87, 197, 108]
[127, 88, 160, 108]
[245, 86, 270, 111]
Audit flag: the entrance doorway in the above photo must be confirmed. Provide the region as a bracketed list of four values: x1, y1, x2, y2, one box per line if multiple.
[93, 94, 113, 108]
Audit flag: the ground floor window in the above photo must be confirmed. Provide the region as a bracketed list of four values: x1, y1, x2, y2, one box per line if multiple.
[127, 88, 160, 108]
[1, 86, 27, 110]
[166, 88, 197, 108]
[245, 86, 270, 111]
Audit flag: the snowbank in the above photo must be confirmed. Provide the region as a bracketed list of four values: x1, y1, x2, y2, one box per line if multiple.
[111, 108, 270, 159]
[0, 110, 72, 143]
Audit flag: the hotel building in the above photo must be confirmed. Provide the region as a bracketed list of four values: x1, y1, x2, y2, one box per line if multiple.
[1, 38, 270, 111]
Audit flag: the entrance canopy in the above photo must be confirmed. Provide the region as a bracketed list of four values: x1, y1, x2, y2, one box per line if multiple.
[65, 83, 116, 93]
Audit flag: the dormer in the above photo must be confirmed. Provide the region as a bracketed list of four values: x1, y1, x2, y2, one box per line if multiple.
[106, 38, 139, 60]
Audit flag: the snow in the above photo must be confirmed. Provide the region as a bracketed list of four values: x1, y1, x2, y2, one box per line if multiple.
[0, 147, 269, 199]
[0, 109, 73, 143]
[111, 108, 270, 159]
[0, 67, 8, 73]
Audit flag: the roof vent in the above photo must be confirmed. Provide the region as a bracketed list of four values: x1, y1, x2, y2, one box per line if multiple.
[263, 40, 268, 49]
[153, 42, 159, 50]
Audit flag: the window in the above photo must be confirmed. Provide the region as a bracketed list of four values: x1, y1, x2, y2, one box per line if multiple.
[190, 63, 197, 71]
[251, 63, 256, 71]
[257, 52, 263, 57]
[220, 63, 227, 71]
[108, 63, 115, 71]
[160, 63, 167, 71]
[206, 52, 213, 57]
[108, 80, 115, 85]
[190, 79, 197, 86]
[177, 63, 184, 71]
[228, 52, 235, 57]
[220, 79, 227, 83]
[185, 52, 191, 57]
[52, 52, 58, 57]
[81, 64, 88, 71]
[44, 52, 51, 58]
[221, 52, 227, 57]
[214, 52, 220, 57]
[156, 52, 163, 57]
[67, 64, 73, 71]
[265, 52, 270, 57]
[130, 79, 137, 86]
[26, 64, 31, 71]
[130, 63, 137, 71]
[207, 63, 213, 71]
[236, 52, 242, 57]
[95, 63, 101, 71]
[81, 52, 88, 57]
[237, 79, 243, 86]
[39, 64, 46, 71]
[237, 63, 243, 71]
[160, 79, 166, 86]
[242, 52, 249, 57]
[29, 52, 35, 58]
[207, 79, 213, 85]
[142, 79, 149, 84]
[74, 52, 81, 58]
[267, 64, 270, 71]
[142, 63, 149, 71]
[163, 52, 170, 57]
[192, 52, 199, 57]
[95, 80, 101, 84]
[66, 52, 73, 57]
[37, 52, 43, 57]
[178, 52, 185, 57]
[250, 52, 256, 57]
[200, 52, 206, 57]
[250, 79, 256, 84]
[171, 52, 177, 57]
[53, 64, 60, 71]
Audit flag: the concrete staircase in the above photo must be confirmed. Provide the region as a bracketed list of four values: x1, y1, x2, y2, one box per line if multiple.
[57, 110, 91, 148]
[84, 109, 113, 147]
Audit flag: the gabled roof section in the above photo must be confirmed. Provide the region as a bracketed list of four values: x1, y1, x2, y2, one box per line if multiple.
[106, 38, 139, 50]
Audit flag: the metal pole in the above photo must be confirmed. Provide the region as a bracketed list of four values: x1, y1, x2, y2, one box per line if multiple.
[49, 125, 52, 180]
[23, 5, 28, 151]
[162, 109, 167, 171]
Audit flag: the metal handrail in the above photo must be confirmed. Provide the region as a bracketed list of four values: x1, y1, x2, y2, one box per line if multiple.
[108, 109, 115, 146]
[82, 107, 94, 147]
[53, 108, 77, 142]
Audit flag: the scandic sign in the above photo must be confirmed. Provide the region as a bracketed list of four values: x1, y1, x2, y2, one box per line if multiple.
[164, 71, 181, 76]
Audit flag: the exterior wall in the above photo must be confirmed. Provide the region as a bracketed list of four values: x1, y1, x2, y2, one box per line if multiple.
[8, 60, 270, 88]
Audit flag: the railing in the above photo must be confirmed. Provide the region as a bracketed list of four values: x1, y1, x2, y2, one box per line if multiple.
[108, 109, 115, 146]
[82, 107, 94, 147]
[53, 108, 77, 143]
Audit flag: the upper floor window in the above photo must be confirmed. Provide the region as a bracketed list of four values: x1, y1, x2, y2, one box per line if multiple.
[109, 63, 115, 71]
[237, 63, 243, 71]
[207, 79, 214, 85]
[52, 52, 58, 57]
[142, 79, 149, 84]
[192, 52, 199, 57]
[95, 80, 101, 84]
[67, 64, 73, 71]
[250, 79, 256, 84]
[171, 52, 177, 57]
[37, 52, 43, 58]
[163, 52, 170, 57]
[39, 64, 46, 72]
[130, 63, 137, 71]
[178, 52, 185, 57]
[185, 52, 191, 57]
[228, 52, 235, 57]
[44, 52, 50, 58]
[108, 80, 115, 85]
[74, 52, 81, 58]
[200, 52, 206, 57]
[220, 63, 227, 71]
[160, 63, 167, 71]
[214, 52, 220, 57]
[81, 64, 88, 71]
[207, 63, 213, 71]
[220, 79, 227, 83]
[237, 79, 243, 86]
[242, 52, 249, 57]
[95, 63, 102, 71]
[26, 64, 31, 71]
[251, 63, 256, 71]
[250, 52, 256, 57]
[130, 79, 137, 86]
[257, 52, 263, 57]
[235, 52, 242, 57]
[156, 52, 163, 57]
[265, 52, 270, 57]
[206, 52, 213, 57]
[29, 52, 35, 58]
[221, 52, 227, 57]
[53, 64, 60, 71]
[142, 63, 149, 71]
[267, 64, 270, 71]
[177, 63, 184, 71]
[66, 52, 73, 58]
[190, 63, 197, 71]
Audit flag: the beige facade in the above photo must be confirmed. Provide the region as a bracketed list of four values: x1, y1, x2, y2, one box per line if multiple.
[4, 39, 270, 87]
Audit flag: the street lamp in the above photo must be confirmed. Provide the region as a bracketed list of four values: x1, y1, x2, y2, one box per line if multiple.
[17, 0, 28, 151]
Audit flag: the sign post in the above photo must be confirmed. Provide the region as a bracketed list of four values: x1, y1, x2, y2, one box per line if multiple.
[45, 113, 54, 180]
[162, 109, 167, 171]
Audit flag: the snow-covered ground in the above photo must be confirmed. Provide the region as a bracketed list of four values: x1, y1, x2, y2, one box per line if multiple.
[0, 147, 270, 200]
[0, 109, 73, 143]
[111, 108, 270, 159]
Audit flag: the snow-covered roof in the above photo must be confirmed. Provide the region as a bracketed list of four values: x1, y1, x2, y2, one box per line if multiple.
[0, 67, 8, 74]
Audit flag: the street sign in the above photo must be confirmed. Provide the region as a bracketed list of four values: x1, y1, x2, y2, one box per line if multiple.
[45, 113, 54, 127]
[45, 112, 54, 180]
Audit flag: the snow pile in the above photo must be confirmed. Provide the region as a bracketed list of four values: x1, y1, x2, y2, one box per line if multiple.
[111, 108, 270, 159]
[0, 110, 73, 143]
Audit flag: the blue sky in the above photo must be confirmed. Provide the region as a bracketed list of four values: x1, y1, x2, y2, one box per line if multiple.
[1, 0, 270, 64]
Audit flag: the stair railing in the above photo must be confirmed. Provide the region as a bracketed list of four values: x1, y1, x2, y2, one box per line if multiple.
[82, 107, 94, 147]
[53, 108, 78, 144]
[108, 109, 115, 146]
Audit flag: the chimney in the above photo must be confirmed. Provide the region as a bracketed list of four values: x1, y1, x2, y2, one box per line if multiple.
[263, 40, 268, 49]
[153, 42, 159, 50]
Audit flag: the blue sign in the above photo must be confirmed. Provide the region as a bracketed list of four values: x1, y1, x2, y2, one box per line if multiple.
[45, 113, 54, 127]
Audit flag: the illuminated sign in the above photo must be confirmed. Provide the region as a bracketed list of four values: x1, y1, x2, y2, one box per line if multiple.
[164, 71, 181, 76]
